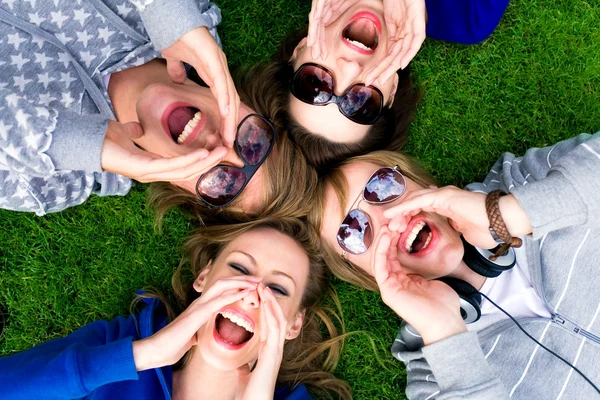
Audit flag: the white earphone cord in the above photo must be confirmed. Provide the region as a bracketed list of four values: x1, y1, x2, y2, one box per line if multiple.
[478, 292, 600, 395]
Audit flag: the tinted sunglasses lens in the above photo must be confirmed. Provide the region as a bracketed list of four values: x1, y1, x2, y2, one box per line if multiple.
[236, 116, 274, 166]
[196, 167, 247, 206]
[364, 167, 406, 203]
[339, 85, 382, 124]
[337, 209, 373, 255]
[293, 64, 333, 104]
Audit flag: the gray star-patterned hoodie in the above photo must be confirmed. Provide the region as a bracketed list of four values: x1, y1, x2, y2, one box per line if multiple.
[0, 0, 222, 215]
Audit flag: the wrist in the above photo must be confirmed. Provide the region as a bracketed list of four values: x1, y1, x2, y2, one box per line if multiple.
[498, 194, 532, 237]
[421, 318, 467, 346]
[132, 338, 157, 372]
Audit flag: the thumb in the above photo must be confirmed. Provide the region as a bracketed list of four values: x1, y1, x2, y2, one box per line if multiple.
[166, 58, 188, 84]
[122, 121, 144, 140]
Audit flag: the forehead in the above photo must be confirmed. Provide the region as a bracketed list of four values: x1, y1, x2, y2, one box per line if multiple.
[220, 228, 310, 283]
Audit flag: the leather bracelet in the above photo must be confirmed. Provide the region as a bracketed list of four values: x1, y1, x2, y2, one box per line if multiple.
[485, 190, 522, 261]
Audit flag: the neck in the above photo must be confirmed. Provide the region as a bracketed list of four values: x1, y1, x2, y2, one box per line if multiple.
[448, 260, 487, 291]
[172, 349, 243, 400]
[107, 59, 171, 123]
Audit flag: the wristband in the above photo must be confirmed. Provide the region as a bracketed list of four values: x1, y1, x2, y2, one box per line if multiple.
[485, 190, 522, 261]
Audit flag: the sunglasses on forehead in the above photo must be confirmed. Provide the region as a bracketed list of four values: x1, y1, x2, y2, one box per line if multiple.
[337, 166, 406, 256]
[290, 63, 384, 125]
[195, 114, 276, 208]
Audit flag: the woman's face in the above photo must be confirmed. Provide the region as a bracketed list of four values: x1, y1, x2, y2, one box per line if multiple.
[320, 161, 465, 279]
[194, 228, 309, 371]
[289, 0, 399, 143]
[109, 60, 264, 211]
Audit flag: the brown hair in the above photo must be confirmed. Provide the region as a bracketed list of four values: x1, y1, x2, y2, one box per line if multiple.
[308, 151, 436, 291]
[267, 29, 420, 173]
[148, 64, 318, 226]
[142, 217, 351, 399]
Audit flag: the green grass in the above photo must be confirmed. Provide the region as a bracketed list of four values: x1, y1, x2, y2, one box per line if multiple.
[1, 0, 599, 398]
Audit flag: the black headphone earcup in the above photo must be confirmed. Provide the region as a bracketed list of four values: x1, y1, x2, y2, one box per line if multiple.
[462, 236, 516, 278]
[438, 277, 482, 324]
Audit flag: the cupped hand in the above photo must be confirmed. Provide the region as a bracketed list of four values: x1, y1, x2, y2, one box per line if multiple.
[383, 186, 499, 250]
[101, 120, 228, 183]
[132, 276, 262, 371]
[238, 284, 288, 400]
[364, 0, 427, 86]
[162, 27, 240, 147]
[307, 0, 360, 60]
[372, 227, 466, 345]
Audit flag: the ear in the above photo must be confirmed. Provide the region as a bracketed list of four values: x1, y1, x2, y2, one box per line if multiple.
[193, 260, 212, 293]
[286, 309, 306, 340]
[290, 37, 308, 62]
[386, 72, 400, 107]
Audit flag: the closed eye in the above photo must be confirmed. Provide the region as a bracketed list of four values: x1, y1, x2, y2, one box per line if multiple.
[267, 284, 289, 297]
[228, 262, 249, 275]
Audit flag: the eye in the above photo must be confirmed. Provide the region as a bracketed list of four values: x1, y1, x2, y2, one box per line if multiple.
[228, 263, 249, 275]
[267, 284, 289, 297]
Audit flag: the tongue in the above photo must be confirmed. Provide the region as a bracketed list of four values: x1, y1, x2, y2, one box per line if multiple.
[345, 18, 378, 49]
[167, 107, 196, 141]
[217, 317, 251, 345]
[412, 225, 432, 253]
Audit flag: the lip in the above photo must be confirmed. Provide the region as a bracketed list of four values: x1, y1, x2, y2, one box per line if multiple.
[341, 11, 382, 55]
[160, 102, 207, 146]
[212, 307, 256, 351]
[398, 215, 439, 258]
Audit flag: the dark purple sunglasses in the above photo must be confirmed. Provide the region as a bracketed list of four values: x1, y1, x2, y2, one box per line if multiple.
[195, 114, 276, 208]
[337, 166, 406, 256]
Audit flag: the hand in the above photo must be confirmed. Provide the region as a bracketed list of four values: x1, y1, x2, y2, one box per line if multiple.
[383, 186, 499, 249]
[364, 0, 427, 86]
[101, 120, 228, 183]
[132, 276, 262, 371]
[307, 0, 360, 60]
[162, 27, 240, 147]
[238, 284, 288, 400]
[373, 227, 466, 345]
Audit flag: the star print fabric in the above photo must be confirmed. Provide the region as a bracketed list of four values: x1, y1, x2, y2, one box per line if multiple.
[0, 0, 222, 215]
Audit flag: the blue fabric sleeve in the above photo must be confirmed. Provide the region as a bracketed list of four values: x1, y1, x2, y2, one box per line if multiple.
[425, 0, 510, 44]
[274, 383, 313, 400]
[0, 316, 140, 399]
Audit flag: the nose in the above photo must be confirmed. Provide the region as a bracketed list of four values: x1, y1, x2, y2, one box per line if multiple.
[335, 58, 364, 94]
[221, 146, 245, 168]
[241, 288, 259, 308]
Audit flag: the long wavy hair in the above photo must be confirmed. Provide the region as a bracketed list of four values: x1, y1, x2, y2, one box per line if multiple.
[308, 151, 436, 291]
[140, 217, 351, 399]
[148, 64, 318, 226]
[266, 28, 421, 173]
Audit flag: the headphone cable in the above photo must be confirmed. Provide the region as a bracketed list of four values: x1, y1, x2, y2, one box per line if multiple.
[479, 292, 600, 395]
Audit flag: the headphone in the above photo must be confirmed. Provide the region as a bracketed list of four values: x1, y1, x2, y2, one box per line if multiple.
[439, 237, 516, 324]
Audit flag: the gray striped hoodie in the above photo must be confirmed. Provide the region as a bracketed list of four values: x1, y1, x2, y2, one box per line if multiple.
[0, 0, 221, 215]
[392, 132, 600, 399]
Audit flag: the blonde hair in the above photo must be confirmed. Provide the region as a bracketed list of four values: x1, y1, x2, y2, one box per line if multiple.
[141, 217, 351, 399]
[148, 64, 317, 226]
[309, 151, 436, 291]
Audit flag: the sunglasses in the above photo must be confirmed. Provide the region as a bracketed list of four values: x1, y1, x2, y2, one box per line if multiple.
[337, 166, 406, 256]
[290, 63, 384, 125]
[195, 114, 276, 208]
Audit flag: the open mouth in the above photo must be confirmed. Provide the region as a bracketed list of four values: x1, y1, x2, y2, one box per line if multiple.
[406, 221, 433, 254]
[214, 310, 255, 348]
[342, 16, 379, 53]
[166, 106, 203, 144]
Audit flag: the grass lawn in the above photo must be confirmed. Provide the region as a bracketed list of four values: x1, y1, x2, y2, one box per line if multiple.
[1, 0, 599, 398]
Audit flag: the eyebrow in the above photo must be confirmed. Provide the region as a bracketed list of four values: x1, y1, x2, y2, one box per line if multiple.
[231, 250, 297, 286]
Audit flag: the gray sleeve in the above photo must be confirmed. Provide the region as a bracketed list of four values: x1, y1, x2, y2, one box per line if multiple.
[131, 0, 222, 50]
[392, 325, 508, 400]
[0, 88, 108, 175]
[465, 132, 600, 239]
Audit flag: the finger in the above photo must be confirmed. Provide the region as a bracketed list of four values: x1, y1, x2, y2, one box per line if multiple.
[399, 27, 425, 70]
[201, 276, 261, 301]
[376, 41, 405, 86]
[199, 288, 253, 317]
[258, 285, 269, 342]
[382, 189, 438, 219]
[263, 293, 285, 344]
[372, 228, 392, 283]
[135, 147, 229, 182]
[219, 57, 239, 148]
[166, 58, 187, 84]
[318, 22, 328, 60]
[122, 121, 144, 140]
[307, 0, 323, 45]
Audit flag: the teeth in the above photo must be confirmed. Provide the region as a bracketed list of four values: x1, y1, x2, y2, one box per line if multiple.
[219, 311, 254, 333]
[177, 111, 202, 144]
[344, 37, 372, 51]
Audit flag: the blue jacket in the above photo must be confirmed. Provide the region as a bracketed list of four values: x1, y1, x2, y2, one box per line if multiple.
[0, 297, 312, 399]
[426, 0, 510, 44]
